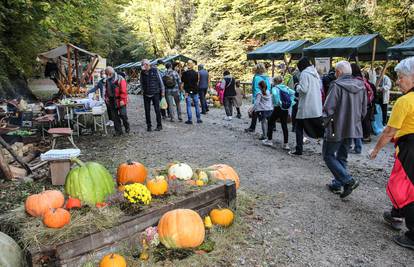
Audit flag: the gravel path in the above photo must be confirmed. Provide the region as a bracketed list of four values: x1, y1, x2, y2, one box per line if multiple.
[78, 95, 413, 266]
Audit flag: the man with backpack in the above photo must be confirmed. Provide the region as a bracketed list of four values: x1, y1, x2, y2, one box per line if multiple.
[104, 66, 130, 136]
[140, 59, 165, 131]
[262, 76, 295, 150]
[163, 62, 182, 122]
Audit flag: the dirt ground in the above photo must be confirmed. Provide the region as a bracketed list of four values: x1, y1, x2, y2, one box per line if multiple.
[48, 95, 414, 266]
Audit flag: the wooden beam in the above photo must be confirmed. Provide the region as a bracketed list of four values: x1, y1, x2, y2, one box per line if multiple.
[371, 37, 377, 69]
[0, 149, 13, 180]
[271, 59, 275, 77]
[74, 49, 80, 93]
[376, 60, 390, 88]
[67, 45, 72, 93]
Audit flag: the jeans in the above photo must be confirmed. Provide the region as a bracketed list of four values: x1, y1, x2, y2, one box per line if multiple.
[198, 88, 208, 114]
[391, 202, 414, 241]
[166, 91, 182, 120]
[353, 138, 362, 153]
[108, 98, 129, 134]
[323, 138, 353, 186]
[143, 94, 162, 128]
[186, 93, 201, 121]
[295, 119, 305, 153]
[267, 107, 289, 143]
[224, 96, 236, 117]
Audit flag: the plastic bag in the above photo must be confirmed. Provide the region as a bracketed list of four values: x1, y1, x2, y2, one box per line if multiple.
[371, 104, 384, 135]
[160, 97, 168, 110]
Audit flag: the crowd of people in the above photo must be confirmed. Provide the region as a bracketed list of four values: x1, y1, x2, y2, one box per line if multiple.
[92, 56, 414, 250]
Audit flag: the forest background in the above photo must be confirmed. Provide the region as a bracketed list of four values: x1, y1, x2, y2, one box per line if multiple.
[0, 0, 413, 96]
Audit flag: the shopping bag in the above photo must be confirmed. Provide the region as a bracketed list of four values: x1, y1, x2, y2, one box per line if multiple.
[160, 97, 168, 110]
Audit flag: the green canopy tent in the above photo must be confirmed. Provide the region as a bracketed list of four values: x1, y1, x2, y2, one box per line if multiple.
[247, 40, 312, 76]
[387, 36, 414, 60]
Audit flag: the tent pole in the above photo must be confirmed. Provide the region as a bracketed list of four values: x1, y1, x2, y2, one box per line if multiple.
[74, 49, 80, 93]
[271, 59, 275, 77]
[371, 37, 377, 70]
[355, 56, 360, 66]
[67, 44, 72, 95]
[376, 60, 390, 88]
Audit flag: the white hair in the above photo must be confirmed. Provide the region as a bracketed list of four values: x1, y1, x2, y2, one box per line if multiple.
[335, 61, 352, 75]
[105, 66, 115, 74]
[141, 59, 150, 65]
[395, 57, 414, 76]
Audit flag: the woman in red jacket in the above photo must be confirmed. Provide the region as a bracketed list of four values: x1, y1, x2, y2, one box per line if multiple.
[105, 66, 130, 136]
[370, 57, 414, 249]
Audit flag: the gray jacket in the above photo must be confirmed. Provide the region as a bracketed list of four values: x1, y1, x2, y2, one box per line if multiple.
[252, 92, 273, 112]
[323, 74, 367, 142]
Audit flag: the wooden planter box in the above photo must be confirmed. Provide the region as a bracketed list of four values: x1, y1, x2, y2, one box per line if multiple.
[27, 181, 237, 267]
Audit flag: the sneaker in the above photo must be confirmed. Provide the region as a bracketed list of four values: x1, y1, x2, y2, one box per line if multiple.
[393, 235, 414, 250]
[223, 116, 229, 120]
[282, 143, 290, 150]
[236, 114, 241, 119]
[362, 137, 372, 143]
[244, 128, 254, 133]
[383, 211, 403, 231]
[147, 127, 152, 132]
[197, 120, 203, 123]
[170, 118, 175, 122]
[340, 179, 359, 198]
[303, 137, 310, 144]
[259, 135, 266, 141]
[185, 120, 193, 125]
[289, 151, 302, 156]
[178, 117, 183, 122]
[155, 126, 162, 131]
[326, 184, 342, 194]
[262, 139, 273, 147]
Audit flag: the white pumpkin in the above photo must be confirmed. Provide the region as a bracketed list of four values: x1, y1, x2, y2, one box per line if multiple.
[168, 163, 193, 180]
[0, 232, 24, 267]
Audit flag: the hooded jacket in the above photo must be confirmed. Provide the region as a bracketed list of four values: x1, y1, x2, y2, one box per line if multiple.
[323, 74, 367, 142]
[296, 66, 322, 119]
[105, 73, 127, 108]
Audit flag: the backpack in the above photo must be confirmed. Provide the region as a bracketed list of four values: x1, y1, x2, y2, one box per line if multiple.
[362, 78, 374, 104]
[278, 86, 292, 110]
[162, 70, 176, 89]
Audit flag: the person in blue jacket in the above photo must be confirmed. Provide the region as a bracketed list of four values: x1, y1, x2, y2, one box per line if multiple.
[245, 63, 271, 133]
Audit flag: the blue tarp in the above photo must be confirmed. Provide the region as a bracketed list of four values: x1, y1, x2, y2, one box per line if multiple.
[387, 36, 414, 60]
[247, 40, 312, 60]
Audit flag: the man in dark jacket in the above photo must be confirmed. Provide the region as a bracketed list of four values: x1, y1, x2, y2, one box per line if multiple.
[140, 59, 165, 131]
[182, 60, 201, 124]
[323, 61, 367, 198]
[105, 66, 129, 136]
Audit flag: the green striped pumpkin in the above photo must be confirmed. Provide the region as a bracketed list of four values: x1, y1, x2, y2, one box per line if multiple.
[65, 158, 115, 205]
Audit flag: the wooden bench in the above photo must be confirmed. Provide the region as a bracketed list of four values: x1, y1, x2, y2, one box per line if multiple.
[47, 128, 77, 149]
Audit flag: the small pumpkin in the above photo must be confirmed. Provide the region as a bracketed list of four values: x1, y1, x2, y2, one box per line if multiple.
[168, 163, 193, 180]
[158, 209, 205, 249]
[146, 176, 168, 196]
[25, 190, 65, 217]
[99, 253, 126, 267]
[96, 202, 109, 208]
[43, 208, 71, 228]
[65, 158, 115, 205]
[210, 208, 234, 227]
[65, 197, 81, 209]
[205, 164, 240, 189]
[196, 180, 204, 186]
[204, 216, 213, 229]
[117, 160, 148, 185]
[195, 170, 209, 183]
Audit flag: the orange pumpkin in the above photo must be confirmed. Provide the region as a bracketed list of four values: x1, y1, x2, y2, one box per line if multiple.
[99, 253, 127, 267]
[43, 208, 71, 228]
[96, 202, 109, 208]
[117, 160, 148, 185]
[210, 208, 234, 227]
[25, 190, 65, 217]
[65, 197, 81, 209]
[206, 164, 240, 189]
[158, 209, 205, 249]
[146, 176, 168, 196]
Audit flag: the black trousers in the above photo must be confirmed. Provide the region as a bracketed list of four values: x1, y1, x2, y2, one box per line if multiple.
[108, 98, 129, 134]
[144, 94, 162, 128]
[291, 102, 298, 131]
[381, 103, 388, 125]
[105, 102, 112, 121]
[362, 105, 374, 139]
[267, 107, 289, 143]
[248, 111, 258, 130]
[224, 96, 236, 117]
[199, 88, 208, 113]
[391, 202, 414, 241]
[295, 119, 305, 153]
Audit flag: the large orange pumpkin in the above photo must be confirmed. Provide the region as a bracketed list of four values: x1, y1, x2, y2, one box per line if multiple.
[43, 208, 71, 228]
[158, 209, 205, 249]
[25, 190, 65, 217]
[117, 160, 148, 185]
[210, 208, 234, 227]
[146, 176, 168, 196]
[99, 253, 127, 267]
[206, 164, 240, 189]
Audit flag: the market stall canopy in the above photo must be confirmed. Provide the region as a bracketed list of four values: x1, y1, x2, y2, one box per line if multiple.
[247, 40, 312, 60]
[303, 34, 391, 61]
[387, 36, 414, 60]
[158, 54, 197, 64]
[114, 54, 196, 69]
[38, 44, 99, 62]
